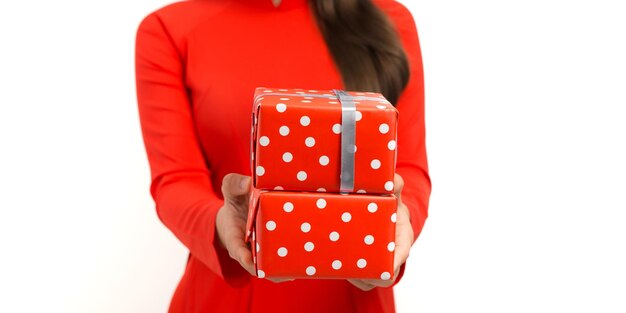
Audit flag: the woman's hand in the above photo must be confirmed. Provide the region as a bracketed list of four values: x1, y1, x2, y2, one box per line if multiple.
[216, 173, 293, 282]
[216, 173, 256, 275]
[347, 173, 414, 291]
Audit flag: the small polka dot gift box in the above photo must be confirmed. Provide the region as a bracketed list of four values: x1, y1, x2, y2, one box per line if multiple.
[245, 187, 397, 280]
[251, 87, 398, 194]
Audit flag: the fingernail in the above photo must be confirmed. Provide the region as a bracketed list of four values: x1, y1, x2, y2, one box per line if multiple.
[240, 176, 251, 191]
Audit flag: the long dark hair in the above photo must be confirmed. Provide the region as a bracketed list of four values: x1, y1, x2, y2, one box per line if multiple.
[310, 0, 410, 106]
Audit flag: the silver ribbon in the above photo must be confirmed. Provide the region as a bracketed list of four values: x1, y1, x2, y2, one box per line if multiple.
[332, 89, 356, 192]
[255, 90, 390, 193]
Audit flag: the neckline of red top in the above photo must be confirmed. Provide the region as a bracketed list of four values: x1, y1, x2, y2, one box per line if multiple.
[237, 0, 309, 11]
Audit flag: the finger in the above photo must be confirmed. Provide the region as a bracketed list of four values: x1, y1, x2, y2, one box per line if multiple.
[357, 278, 394, 288]
[222, 173, 252, 199]
[230, 241, 255, 276]
[347, 279, 376, 291]
[393, 233, 412, 271]
[223, 223, 255, 276]
[393, 240, 411, 272]
[266, 277, 295, 283]
[393, 173, 404, 200]
[394, 263, 402, 281]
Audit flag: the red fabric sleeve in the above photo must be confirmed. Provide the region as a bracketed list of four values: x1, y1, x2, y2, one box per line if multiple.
[394, 3, 432, 244]
[386, 3, 432, 287]
[134, 12, 250, 287]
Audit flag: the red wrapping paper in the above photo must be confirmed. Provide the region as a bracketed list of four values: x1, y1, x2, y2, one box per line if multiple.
[251, 87, 398, 194]
[246, 188, 397, 280]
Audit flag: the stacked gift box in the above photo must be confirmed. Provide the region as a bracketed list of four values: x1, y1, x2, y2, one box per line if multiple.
[245, 87, 399, 280]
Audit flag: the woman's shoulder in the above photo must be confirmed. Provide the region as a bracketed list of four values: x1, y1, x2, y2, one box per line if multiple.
[372, 0, 417, 29]
[372, 1, 419, 41]
[136, 0, 230, 40]
[371, 1, 422, 66]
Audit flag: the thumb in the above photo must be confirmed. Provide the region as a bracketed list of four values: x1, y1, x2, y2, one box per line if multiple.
[222, 173, 251, 198]
[393, 173, 404, 200]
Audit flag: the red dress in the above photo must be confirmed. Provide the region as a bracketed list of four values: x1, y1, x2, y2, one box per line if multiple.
[134, 0, 431, 312]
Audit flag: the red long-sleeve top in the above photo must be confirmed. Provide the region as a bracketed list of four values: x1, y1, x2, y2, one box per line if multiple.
[134, 0, 431, 312]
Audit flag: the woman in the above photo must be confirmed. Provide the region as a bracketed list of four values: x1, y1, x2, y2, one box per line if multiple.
[134, 0, 431, 312]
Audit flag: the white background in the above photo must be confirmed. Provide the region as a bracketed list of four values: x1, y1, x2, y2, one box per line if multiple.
[1, 0, 624, 312]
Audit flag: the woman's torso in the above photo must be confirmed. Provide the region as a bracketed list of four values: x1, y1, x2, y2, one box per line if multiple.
[153, 0, 406, 311]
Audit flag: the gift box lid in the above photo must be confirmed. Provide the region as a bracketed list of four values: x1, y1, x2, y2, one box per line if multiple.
[250, 87, 399, 194]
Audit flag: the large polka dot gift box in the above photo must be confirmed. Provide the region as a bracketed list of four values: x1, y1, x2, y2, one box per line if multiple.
[245, 188, 397, 280]
[251, 87, 398, 194]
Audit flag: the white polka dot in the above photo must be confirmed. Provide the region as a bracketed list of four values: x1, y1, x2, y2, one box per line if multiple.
[329, 231, 340, 241]
[316, 198, 327, 209]
[282, 152, 293, 162]
[341, 212, 352, 222]
[276, 103, 287, 112]
[316, 187, 326, 192]
[283, 202, 294, 212]
[329, 101, 339, 104]
[379, 123, 390, 134]
[319, 155, 329, 166]
[279, 97, 290, 100]
[388, 140, 397, 150]
[297, 171, 307, 181]
[301, 100, 312, 103]
[266, 220, 276, 231]
[391, 212, 397, 223]
[257, 270, 266, 278]
[300, 116, 311, 126]
[256, 166, 265, 176]
[264, 90, 272, 92]
[305, 137, 316, 147]
[274, 186, 284, 190]
[364, 235, 375, 245]
[368, 202, 378, 213]
[301, 222, 311, 233]
[376, 105, 386, 110]
[277, 247, 288, 257]
[308, 90, 318, 92]
[387, 242, 396, 252]
[332, 260, 342, 270]
[304, 242, 315, 252]
[384, 181, 394, 191]
[371, 159, 381, 169]
[381, 272, 391, 280]
[279, 126, 290, 136]
[306, 266, 316, 276]
[357, 259, 367, 268]
[256, 242, 260, 252]
[351, 144, 357, 153]
[356, 189, 366, 194]
[259, 136, 270, 146]
[355, 111, 362, 121]
[332, 123, 342, 134]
